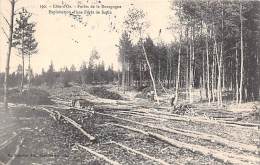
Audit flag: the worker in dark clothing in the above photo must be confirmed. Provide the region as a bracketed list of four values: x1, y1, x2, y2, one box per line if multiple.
[170, 94, 175, 107]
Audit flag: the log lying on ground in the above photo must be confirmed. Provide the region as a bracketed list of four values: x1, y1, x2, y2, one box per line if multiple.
[50, 98, 260, 129]
[39, 107, 59, 120]
[110, 123, 259, 165]
[130, 109, 260, 130]
[6, 137, 24, 165]
[50, 99, 70, 106]
[139, 109, 260, 129]
[110, 141, 170, 165]
[38, 107, 95, 141]
[51, 104, 257, 153]
[76, 143, 121, 165]
[61, 115, 95, 141]
[0, 133, 17, 150]
[97, 111, 258, 153]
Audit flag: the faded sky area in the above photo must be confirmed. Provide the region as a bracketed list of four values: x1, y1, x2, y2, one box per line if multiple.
[0, 0, 177, 74]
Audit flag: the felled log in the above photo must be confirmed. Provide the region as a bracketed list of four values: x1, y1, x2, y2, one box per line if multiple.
[111, 123, 258, 165]
[77, 144, 121, 165]
[111, 141, 170, 165]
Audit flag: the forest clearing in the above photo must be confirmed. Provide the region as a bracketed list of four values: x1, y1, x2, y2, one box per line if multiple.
[0, 85, 259, 164]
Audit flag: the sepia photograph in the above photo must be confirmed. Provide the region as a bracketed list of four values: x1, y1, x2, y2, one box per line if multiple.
[0, 0, 259, 164]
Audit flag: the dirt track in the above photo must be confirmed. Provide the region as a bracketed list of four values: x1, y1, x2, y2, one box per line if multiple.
[0, 87, 259, 165]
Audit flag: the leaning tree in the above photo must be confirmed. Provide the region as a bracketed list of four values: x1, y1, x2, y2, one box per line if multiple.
[124, 7, 160, 104]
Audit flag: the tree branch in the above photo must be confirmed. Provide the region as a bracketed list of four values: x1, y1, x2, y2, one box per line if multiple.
[1, 27, 9, 41]
[2, 16, 11, 27]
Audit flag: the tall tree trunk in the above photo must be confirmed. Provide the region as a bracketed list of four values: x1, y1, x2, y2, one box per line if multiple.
[127, 62, 130, 87]
[206, 25, 211, 104]
[4, 0, 15, 111]
[219, 3, 224, 106]
[212, 53, 215, 103]
[202, 51, 205, 98]
[139, 61, 142, 88]
[186, 42, 189, 100]
[170, 51, 173, 88]
[222, 63, 225, 90]
[201, 20, 205, 99]
[215, 39, 223, 107]
[122, 53, 126, 93]
[189, 27, 194, 103]
[20, 53, 25, 92]
[28, 55, 31, 89]
[141, 43, 159, 104]
[191, 26, 195, 103]
[239, 2, 244, 104]
[219, 42, 223, 106]
[175, 33, 182, 104]
[158, 58, 161, 81]
[235, 43, 239, 104]
[167, 55, 170, 88]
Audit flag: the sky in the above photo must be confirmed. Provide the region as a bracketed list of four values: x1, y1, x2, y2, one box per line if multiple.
[0, 0, 177, 74]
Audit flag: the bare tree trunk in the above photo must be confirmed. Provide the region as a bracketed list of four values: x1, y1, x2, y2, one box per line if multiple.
[166, 56, 169, 87]
[206, 25, 211, 104]
[122, 53, 126, 93]
[222, 63, 225, 90]
[212, 53, 215, 103]
[139, 62, 142, 87]
[158, 58, 161, 81]
[215, 39, 223, 107]
[170, 55, 173, 88]
[235, 43, 239, 104]
[141, 43, 159, 104]
[219, 42, 223, 106]
[239, 2, 244, 104]
[202, 51, 205, 98]
[4, 0, 15, 111]
[127, 62, 130, 87]
[191, 26, 195, 103]
[186, 42, 189, 100]
[20, 53, 25, 92]
[219, 4, 224, 106]
[189, 27, 194, 103]
[175, 33, 182, 104]
[28, 55, 31, 89]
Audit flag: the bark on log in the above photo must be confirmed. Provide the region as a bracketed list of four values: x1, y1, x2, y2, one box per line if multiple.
[111, 141, 170, 165]
[77, 144, 121, 165]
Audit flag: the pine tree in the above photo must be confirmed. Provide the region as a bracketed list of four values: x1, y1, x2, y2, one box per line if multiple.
[12, 8, 38, 91]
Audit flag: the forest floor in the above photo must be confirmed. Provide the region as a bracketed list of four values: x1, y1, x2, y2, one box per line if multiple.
[0, 84, 259, 165]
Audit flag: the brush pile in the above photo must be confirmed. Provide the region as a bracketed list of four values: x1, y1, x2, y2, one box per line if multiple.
[135, 86, 164, 99]
[171, 104, 195, 116]
[88, 87, 123, 100]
